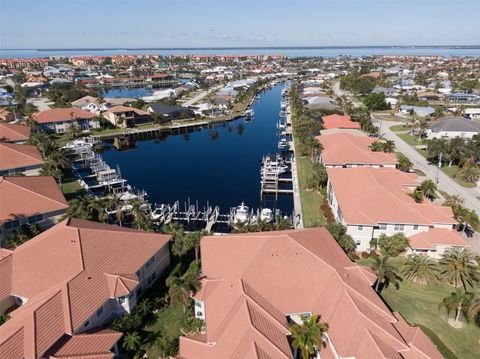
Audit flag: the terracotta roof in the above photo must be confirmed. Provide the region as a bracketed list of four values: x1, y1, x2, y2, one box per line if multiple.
[321, 114, 360, 130]
[327, 167, 455, 226]
[316, 133, 397, 166]
[178, 228, 443, 359]
[0, 218, 171, 359]
[0, 122, 31, 142]
[409, 228, 470, 250]
[0, 143, 44, 172]
[33, 108, 95, 124]
[0, 176, 68, 223]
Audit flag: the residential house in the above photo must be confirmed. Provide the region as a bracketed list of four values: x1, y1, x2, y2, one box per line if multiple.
[102, 106, 151, 128]
[326, 167, 456, 251]
[465, 108, 480, 120]
[426, 116, 480, 139]
[320, 114, 360, 130]
[0, 122, 31, 143]
[0, 143, 44, 176]
[408, 228, 470, 259]
[0, 218, 171, 358]
[147, 104, 195, 120]
[71, 95, 109, 114]
[316, 132, 397, 168]
[447, 92, 479, 102]
[32, 108, 100, 134]
[418, 92, 442, 101]
[398, 105, 435, 117]
[0, 176, 68, 240]
[178, 228, 443, 359]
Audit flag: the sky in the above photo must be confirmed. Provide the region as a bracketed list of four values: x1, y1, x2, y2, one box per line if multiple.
[1, 0, 479, 49]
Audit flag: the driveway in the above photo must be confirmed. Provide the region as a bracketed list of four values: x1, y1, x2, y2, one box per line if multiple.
[182, 85, 223, 107]
[373, 118, 480, 213]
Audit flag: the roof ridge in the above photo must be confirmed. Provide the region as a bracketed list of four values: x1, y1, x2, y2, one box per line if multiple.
[3, 176, 67, 207]
[0, 143, 43, 162]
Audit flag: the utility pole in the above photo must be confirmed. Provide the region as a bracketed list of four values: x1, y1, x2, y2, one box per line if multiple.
[435, 152, 443, 184]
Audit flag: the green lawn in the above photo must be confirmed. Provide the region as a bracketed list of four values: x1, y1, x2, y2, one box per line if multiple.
[357, 258, 480, 359]
[295, 154, 326, 227]
[60, 168, 85, 200]
[390, 124, 412, 132]
[441, 165, 477, 188]
[397, 132, 425, 146]
[144, 305, 184, 358]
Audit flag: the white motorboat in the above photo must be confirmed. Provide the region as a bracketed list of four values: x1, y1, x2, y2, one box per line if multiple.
[278, 138, 289, 150]
[151, 204, 167, 221]
[234, 202, 249, 223]
[262, 155, 289, 174]
[62, 139, 93, 150]
[260, 208, 273, 222]
[244, 108, 255, 117]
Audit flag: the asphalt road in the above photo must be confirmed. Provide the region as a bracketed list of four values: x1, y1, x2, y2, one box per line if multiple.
[374, 118, 480, 212]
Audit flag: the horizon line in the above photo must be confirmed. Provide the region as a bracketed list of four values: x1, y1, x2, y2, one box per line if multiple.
[2, 45, 480, 51]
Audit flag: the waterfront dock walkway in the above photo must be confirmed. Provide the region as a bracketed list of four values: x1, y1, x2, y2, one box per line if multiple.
[287, 111, 304, 229]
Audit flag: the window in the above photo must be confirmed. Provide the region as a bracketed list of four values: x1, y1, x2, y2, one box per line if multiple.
[147, 272, 157, 285]
[119, 296, 126, 304]
[136, 286, 143, 298]
[96, 307, 104, 317]
[4, 219, 20, 230]
[394, 224, 404, 231]
[27, 214, 44, 224]
[195, 301, 202, 308]
[355, 240, 362, 247]
[145, 256, 155, 269]
[357, 225, 364, 231]
[378, 223, 387, 230]
[413, 225, 419, 230]
[83, 320, 90, 328]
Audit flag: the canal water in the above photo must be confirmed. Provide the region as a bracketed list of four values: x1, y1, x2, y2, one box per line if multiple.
[101, 87, 155, 98]
[100, 83, 293, 214]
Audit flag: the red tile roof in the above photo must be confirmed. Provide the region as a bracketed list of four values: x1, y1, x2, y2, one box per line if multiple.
[0, 218, 171, 359]
[178, 229, 443, 359]
[0, 176, 68, 223]
[0, 122, 31, 142]
[409, 228, 470, 250]
[33, 108, 95, 124]
[321, 114, 360, 129]
[327, 167, 455, 226]
[316, 133, 397, 166]
[0, 143, 44, 172]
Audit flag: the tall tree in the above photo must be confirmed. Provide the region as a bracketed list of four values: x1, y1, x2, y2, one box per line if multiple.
[290, 314, 329, 359]
[439, 248, 480, 291]
[401, 254, 439, 285]
[439, 289, 473, 324]
[370, 256, 402, 293]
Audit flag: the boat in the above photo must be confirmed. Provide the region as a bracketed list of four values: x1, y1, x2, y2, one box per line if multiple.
[244, 108, 255, 118]
[62, 139, 93, 150]
[151, 204, 168, 221]
[278, 138, 289, 150]
[262, 155, 289, 174]
[277, 121, 286, 129]
[260, 208, 273, 222]
[234, 202, 249, 223]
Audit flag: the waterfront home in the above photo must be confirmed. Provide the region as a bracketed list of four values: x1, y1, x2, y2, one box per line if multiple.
[316, 132, 397, 168]
[0, 143, 44, 176]
[398, 105, 435, 117]
[465, 108, 480, 119]
[320, 114, 360, 130]
[0, 176, 68, 240]
[0, 218, 171, 358]
[372, 85, 397, 96]
[102, 105, 151, 128]
[0, 108, 14, 122]
[32, 108, 100, 134]
[147, 104, 195, 120]
[408, 228, 470, 259]
[304, 95, 339, 111]
[418, 91, 442, 101]
[0, 122, 31, 143]
[71, 95, 109, 114]
[426, 116, 480, 139]
[326, 167, 456, 251]
[178, 228, 443, 358]
[447, 92, 479, 102]
[146, 73, 177, 87]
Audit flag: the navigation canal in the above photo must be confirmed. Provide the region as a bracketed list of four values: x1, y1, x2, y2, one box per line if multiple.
[100, 83, 293, 214]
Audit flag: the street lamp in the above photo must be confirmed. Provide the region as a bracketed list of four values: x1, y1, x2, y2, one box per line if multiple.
[435, 152, 443, 184]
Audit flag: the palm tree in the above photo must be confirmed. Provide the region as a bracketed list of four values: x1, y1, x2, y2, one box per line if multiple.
[454, 205, 480, 233]
[370, 256, 402, 293]
[166, 264, 201, 312]
[397, 154, 413, 172]
[443, 194, 464, 211]
[461, 166, 480, 184]
[439, 248, 480, 291]
[0, 313, 9, 325]
[274, 215, 293, 230]
[87, 198, 109, 223]
[401, 254, 439, 285]
[439, 289, 473, 324]
[419, 180, 437, 201]
[66, 122, 80, 139]
[383, 140, 395, 153]
[290, 314, 329, 359]
[122, 331, 143, 353]
[369, 141, 384, 152]
[130, 199, 153, 231]
[466, 294, 480, 325]
[409, 188, 424, 203]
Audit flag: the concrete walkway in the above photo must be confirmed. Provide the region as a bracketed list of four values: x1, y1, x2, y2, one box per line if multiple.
[286, 111, 304, 228]
[373, 118, 480, 213]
